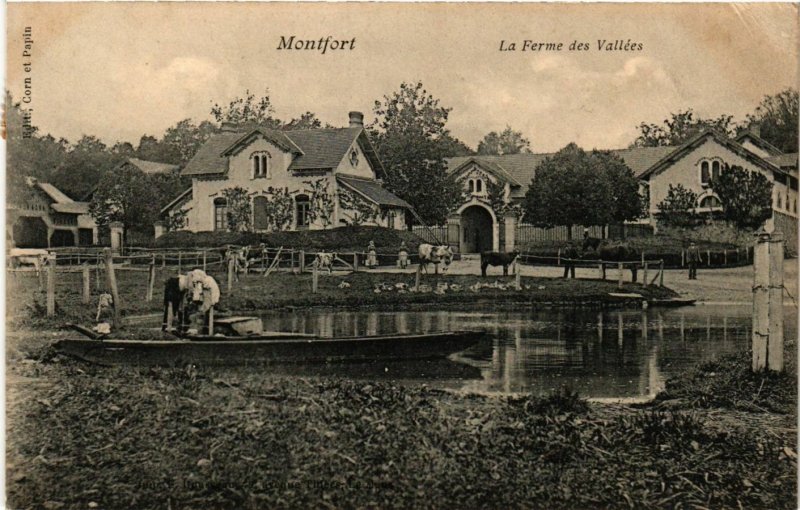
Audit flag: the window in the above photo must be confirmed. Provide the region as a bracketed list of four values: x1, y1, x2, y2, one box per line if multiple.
[295, 194, 310, 229]
[711, 161, 721, 181]
[776, 194, 782, 209]
[468, 180, 474, 193]
[386, 210, 396, 229]
[476, 179, 483, 193]
[253, 196, 269, 230]
[349, 149, 359, 167]
[700, 161, 710, 184]
[794, 199, 797, 214]
[213, 197, 228, 231]
[699, 195, 721, 209]
[251, 152, 270, 179]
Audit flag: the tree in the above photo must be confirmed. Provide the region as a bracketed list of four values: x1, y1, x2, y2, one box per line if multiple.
[522, 144, 643, 237]
[51, 135, 122, 200]
[162, 119, 218, 164]
[89, 164, 160, 241]
[744, 88, 798, 154]
[304, 179, 336, 228]
[221, 187, 253, 232]
[283, 112, 325, 131]
[477, 126, 532, 155]
[259, 187, 295, 231]
[210, 89, 282, 130]
[338, 187, 381, 226]
[632, 109, 736, 147]
[656, 184, 700, 228]
[368, 81, 463, 225]
[710, 165, 773, 230]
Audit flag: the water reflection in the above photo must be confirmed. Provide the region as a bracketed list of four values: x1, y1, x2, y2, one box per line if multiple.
[257, 305, 797, 399]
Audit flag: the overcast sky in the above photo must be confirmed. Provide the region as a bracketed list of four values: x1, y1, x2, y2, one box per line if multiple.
[6, 3, 798, 153]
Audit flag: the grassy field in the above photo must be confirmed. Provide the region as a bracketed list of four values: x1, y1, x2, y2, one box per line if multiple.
[6, 345, 796, 510]
[7, 266, 677, 331]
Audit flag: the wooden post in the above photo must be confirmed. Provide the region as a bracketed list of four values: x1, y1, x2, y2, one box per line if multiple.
[557, 248, 561, 266]
[353, 253, 359, 273]
[162, 253, 166, 269]
[82, 265, 91, 304]
[46, 254, 56, 317]
[681, 249, 685, 268]
[707, 250, 711, 267]
[227, 257, 235, 294]
[202, 251, 207, 272]
[659, 260, 664, 287]
[290, 251, 295, 274]
[300, 250, 306, 273]
[598, 263, 604, 280]
[178, 252, 182, 274]
[312, 264, 319, 294]
[146, 255, 156, 302]
[752, 232, 784, 372]
[104, 249, 121, 328]
[207, 307, 214, 336]
[415, 264, 421, 292]
[617, 262, 624, 289]
[641, 252, 645, 266]
[166, 302, 174, 332]
[723, 249, 728, 266]
[643, 262, 648, 287]
[515, 260, 521, 291]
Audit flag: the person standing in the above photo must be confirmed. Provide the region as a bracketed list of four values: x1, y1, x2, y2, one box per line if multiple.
[562, 245, 577, 279]
[687, 242, 701, 280]
[366, 240, 378, 269]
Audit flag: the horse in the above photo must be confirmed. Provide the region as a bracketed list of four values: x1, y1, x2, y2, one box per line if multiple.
[480, 251, 519, 277]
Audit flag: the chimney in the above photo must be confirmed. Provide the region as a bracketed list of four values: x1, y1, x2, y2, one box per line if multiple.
[750, 122, 761, 138]
[221, 121, 238, 133]
[349, 111, 364, 128]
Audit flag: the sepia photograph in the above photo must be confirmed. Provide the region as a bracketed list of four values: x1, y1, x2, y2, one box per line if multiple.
[4, 2, 799, 508]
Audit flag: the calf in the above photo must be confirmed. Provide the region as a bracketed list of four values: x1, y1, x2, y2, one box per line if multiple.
[418, 243, 453, 274]
[480, 251, 519, 277]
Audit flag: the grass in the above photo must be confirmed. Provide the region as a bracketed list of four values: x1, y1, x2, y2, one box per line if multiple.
[7, 268, 678, 331]
[6, 356, 796, 509]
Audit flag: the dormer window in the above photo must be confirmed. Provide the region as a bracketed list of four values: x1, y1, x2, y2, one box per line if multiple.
[476, 179, 483, 193]
[251, 151, 270, 179]
[467, 178, 485, 195]
[468, 180, 475, 193]
[349, 149, 359, 167]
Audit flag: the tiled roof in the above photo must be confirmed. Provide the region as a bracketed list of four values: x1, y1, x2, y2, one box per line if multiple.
[126, 158, 180, 175]
[182, 127, 363, 176]
[160, 187, 193, 215]
[337, 175, 411, 209]
[182, 132, 242, 176]
[51, 202, 90, 214]
[735, 132, 784, 157]
[36, 182, 74, 204]
[766, 153, 798, 170]
[446, 146, 674, 196]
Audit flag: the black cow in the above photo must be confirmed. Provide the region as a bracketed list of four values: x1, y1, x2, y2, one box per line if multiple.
[481, 251, 519, 277]
[595, 244, 639, 282]
[162, 277, 188, 332]
[582, 236, 602, 252]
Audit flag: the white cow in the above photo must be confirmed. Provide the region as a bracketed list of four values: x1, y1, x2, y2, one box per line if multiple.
[418, 244, 453, 274]
[8, 248, 51, 273]
[314, 251, 336, 274]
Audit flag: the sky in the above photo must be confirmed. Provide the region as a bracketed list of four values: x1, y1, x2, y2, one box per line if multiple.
[5, 3, 798, 153]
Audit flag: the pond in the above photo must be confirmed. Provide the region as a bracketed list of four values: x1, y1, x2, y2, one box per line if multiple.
[254, 305, 797, 400]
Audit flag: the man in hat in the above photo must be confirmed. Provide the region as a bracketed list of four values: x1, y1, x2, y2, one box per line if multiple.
[687, 242, 701, 280]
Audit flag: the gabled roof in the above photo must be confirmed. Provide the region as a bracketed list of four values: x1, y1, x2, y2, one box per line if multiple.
[28, 180, 91, 215]
[221, 129, 304, 158]
[36, 182, 74, 204]
[125, 157, 180, 175]
[51, 202, 90, 214]
[182, 127, 369, 177]
[336, 175, 411, 209]
[448, 156, 524, 187]
[735, 131, 784, 157]
[638, 128, 784, 180]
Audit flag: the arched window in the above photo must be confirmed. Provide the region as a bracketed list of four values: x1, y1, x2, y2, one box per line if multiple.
[251, 151, 270, 179]
[295, 194, 311, 229]
[711, 161, 721, 181]
[776, 194, 782, 209]
[468, 180, 474, 193]
[698, 195, 721, 209]
[476, 179, 483, 193]
[253, 196, 269, 230]
[700, 161, 710, 184]
[213, 197, 228, 231]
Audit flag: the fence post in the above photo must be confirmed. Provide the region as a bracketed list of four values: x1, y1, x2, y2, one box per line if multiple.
[202, 251, 207, 272]
[557, 248, 561, 266]
[82, 265, 91, 304]
[208, 307, 214, 336]
[659, 260, 664, 287]
[723, 249, 728, 266]
[681, 249, 685, 268]
[227, 257, 235, 294]
[300, 250, 306, 273]
[515, 260, 521, 291]
[178, 252, 182, 274]
[415, 264, 421, 292]
[617, 262, 624, 289]
[312, 264, 318, 294]
[707, 250, 711, 267]
[643, 262, 648, 287]
[146, 255, 156, 302]
[46, 253, 56, 317]
[353, 253, 359, 273]
[598, 263, 604, 280]
[162, 253, 166, 269]
[752, 232, 784, 372]
[104, 248, 121, 328]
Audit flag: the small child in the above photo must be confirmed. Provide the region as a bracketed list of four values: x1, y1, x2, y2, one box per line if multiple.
[397, 241, 409, 269]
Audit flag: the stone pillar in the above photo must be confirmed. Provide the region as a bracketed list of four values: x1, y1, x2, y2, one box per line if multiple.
[154, 221, 165, 240]
[446, 213, 461, 253]
[109, 221, 124, 255]
[504, 212, 518, 253]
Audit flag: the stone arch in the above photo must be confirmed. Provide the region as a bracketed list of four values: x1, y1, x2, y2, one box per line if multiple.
[456, 200, 498, 253]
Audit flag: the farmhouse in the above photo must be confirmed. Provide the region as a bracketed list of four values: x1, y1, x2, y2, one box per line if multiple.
[6, 178, 98, 248]
[444, 127, 798, 253]
[160, 112, 410, 235]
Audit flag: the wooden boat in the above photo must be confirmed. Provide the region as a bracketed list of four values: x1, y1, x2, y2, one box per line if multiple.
[54, 330, 486, 366]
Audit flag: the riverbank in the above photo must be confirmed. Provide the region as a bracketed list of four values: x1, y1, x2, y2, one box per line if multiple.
[7, 344, 796, 509]
[7, 269, 677, 330]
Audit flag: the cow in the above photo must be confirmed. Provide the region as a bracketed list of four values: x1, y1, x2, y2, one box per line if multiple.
[8, 248, 51, 273]
[480, 251, 519, 277]
[582, 236, 602, 252]
[314, 251, 336, 275]
[418, 244, 453, 274]
[584, 243, 640, 283]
